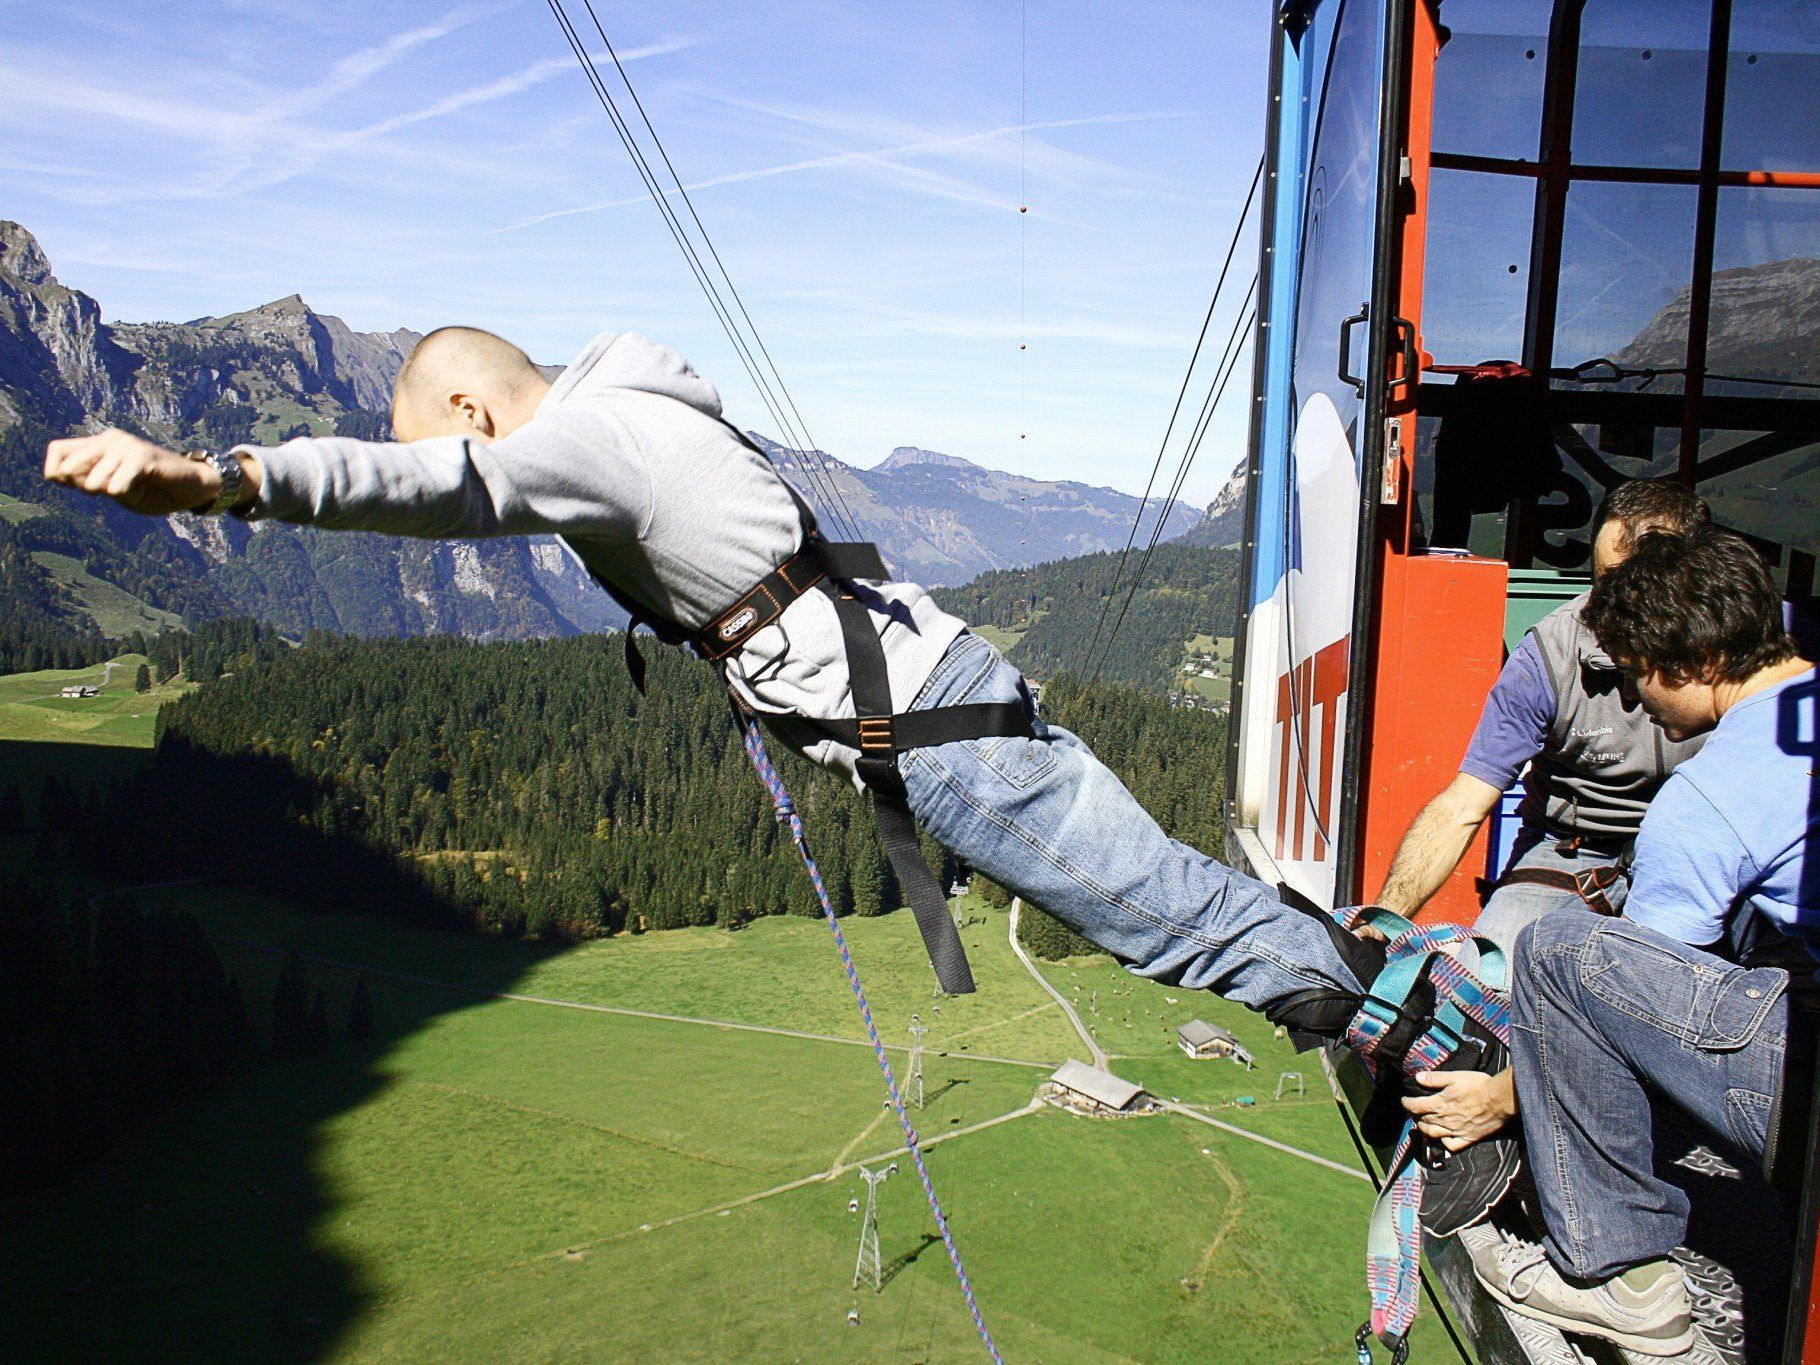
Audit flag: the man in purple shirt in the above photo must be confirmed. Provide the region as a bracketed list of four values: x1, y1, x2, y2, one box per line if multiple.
[1376, 480, 1712, 947]
[1375, 481, 1711, 1167]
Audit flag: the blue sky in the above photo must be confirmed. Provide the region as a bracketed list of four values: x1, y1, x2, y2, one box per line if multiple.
[2, 0, 1266, 505]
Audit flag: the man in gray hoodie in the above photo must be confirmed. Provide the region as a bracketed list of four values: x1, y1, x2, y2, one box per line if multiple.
[44, 325, 1375, 1029]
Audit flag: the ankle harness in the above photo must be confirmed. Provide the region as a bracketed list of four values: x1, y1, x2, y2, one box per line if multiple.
[1331, 905, 1513, 1363]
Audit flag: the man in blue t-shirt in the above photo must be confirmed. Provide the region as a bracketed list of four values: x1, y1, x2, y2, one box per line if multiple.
[1446, 527, 1817, 1355]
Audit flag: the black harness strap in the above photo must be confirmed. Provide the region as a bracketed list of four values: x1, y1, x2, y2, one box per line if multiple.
[576, 425, 1035, 993]
[824, 580, 985, 995]
[1494, 862, 1626, 916]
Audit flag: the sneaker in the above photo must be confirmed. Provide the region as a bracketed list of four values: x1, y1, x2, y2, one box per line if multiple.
[1418, 1031, 1523, 1237]
[1468, 1236, 1695, 1357]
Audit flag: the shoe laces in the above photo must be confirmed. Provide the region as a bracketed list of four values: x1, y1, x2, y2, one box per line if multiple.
[1494, 1239, 1552, 1299]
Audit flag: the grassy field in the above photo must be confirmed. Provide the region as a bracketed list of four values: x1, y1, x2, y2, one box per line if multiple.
[0, 489, 49, 523]
[3, 869, 1462, 1362]
[0, 655, 189, 748]
[28, 551, 187, 637]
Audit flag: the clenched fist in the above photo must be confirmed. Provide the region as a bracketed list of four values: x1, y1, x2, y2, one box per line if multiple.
[43, 428, 245, 516]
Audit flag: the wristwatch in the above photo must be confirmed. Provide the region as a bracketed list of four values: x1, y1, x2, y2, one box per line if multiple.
[184, 448, 244, 516]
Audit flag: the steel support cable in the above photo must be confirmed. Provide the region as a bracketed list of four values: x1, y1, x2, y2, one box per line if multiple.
[553, 0, 853, 537]
[543, 0, 859, 539]
[1090, 275, 1256, 681]
[1093, 295, 1256, 683]
[575, 0, 864, 541]
[1083, 154, 1264, 674]
[544, 1, 823, 515]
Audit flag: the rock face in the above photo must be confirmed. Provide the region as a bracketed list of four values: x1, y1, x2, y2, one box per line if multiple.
[0, 221, 600, 640]
[1172, 459, 1249, 550]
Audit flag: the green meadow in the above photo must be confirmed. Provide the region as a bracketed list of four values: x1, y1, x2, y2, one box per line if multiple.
[1, 663, 1458, 1363]
[4, 883, 1460, 1363]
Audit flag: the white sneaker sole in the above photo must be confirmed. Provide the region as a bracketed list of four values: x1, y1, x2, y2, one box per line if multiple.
[1476, 1274, 1695, 1358]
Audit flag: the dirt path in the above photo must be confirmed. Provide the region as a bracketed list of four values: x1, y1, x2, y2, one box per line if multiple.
[1154, 1099, 1370, 1183]
[1007, 898, 1108, 1068]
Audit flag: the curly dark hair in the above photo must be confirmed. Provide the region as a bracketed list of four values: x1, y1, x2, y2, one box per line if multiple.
[1583, 525, 1796, 683]
[1594, 478, 1710, 549]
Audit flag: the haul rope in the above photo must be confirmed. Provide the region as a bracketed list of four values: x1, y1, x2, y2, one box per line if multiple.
[738, 714, 1003, 1362]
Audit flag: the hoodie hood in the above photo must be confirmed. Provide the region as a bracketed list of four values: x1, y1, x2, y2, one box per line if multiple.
[542, 330, 724, 417]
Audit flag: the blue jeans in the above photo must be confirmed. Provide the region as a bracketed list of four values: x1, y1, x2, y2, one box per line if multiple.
[897, 632, 1360, 1011]
[1512, 908, 1788, 1280]
[1476, 824, 1630, 956]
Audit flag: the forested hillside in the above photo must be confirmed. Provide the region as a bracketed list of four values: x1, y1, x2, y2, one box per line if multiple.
[29, 635, 1227, 947]
[935, 543, 1239, 693]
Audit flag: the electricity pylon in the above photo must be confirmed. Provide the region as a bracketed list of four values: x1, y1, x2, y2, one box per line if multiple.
[906, 1014, 928, 1110]
[851, 1163, 895, 1290]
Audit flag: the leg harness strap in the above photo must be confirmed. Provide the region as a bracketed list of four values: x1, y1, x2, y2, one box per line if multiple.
[1495, 862, 1626, 916]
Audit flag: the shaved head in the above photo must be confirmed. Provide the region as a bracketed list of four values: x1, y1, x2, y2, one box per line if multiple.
[392, 326, 549, 442]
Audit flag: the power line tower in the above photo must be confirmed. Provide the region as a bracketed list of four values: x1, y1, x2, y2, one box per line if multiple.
[906, 1014, 928, 1110]
[851, 1162, 896, 1291]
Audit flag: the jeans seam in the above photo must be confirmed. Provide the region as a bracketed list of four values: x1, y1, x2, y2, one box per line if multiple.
[1535, 942, 1589, 1267]
[911, 746, 1316, 982]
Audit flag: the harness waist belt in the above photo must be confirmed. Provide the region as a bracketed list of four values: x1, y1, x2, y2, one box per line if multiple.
[696, 539, 888, 661]
[1496, 862, 1625, 917]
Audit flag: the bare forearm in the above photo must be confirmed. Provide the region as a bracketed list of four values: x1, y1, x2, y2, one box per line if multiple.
[1376, 775, 1498, 916]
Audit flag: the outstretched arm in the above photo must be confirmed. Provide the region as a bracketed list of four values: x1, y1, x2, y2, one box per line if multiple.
[1374, 771, 1502, 917]
[44, 429, 264, 517]
[43, 409, 648, 541]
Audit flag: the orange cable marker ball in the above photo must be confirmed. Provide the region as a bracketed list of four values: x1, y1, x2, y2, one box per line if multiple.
[1019, 206, 1028, 213]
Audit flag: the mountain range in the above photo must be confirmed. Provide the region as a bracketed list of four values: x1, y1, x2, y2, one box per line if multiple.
[0, 220, 1208, 644]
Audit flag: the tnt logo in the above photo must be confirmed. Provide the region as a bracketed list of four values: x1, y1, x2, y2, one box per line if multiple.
[1273, 636, 1349, 864]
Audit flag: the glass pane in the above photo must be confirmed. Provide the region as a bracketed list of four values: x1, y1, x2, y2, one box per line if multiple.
[1571, 1, 1710, 169]
[1430, 0, 1551, 161]
[1555, 180, 1699, 376]
[1707, 187, 1820, 389]
[1723, 0, 1820, 172]
[1291, 0, 1383, 427]
[1421, 168, 1535, 364]
[1698, 436, 1820, 603]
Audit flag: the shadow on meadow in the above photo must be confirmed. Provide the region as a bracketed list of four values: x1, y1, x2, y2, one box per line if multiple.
[0, 738, 572, 1361]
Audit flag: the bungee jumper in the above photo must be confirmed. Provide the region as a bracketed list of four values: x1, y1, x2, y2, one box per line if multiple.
[41, 324, 1439, 1028]
[42, 325, 1510, 1357]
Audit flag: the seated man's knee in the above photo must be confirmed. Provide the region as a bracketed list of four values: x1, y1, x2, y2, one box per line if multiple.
[1513, 905, 1606, 988]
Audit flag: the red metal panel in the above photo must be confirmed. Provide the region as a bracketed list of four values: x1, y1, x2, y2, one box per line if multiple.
[1358, 554, 1509, 925]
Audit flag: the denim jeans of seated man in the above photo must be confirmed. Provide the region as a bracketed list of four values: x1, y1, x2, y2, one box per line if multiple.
[1476, 824, 1630, 956]
[896, 631, 1361, 1012]
[1511, 907, 1788, 1281]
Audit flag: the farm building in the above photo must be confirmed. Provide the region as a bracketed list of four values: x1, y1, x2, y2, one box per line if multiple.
[1177, 1020, 1255, 1069]
[58, 685, 100, 699]
[1043, 1061, 1149, 1116]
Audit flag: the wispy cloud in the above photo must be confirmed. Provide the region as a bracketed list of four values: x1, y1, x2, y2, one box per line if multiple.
[0, 30, 699, 205]
[492, 108, 1198, 234]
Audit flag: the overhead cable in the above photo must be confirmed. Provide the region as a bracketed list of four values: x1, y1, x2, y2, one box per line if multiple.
[1093, 287, 1257, 684]
[1083, 154, 1264, 673]
[544, 0, 861, 540]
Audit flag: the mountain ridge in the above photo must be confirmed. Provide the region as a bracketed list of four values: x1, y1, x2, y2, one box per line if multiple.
[0, 219, 1205, 642]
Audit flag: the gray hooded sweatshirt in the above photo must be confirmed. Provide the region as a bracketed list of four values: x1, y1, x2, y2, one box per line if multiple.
[240, 331, 967, 778]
